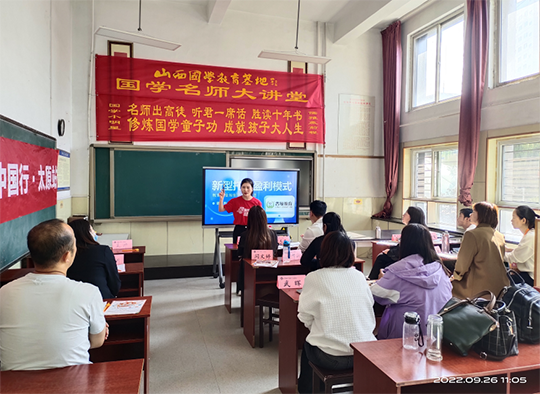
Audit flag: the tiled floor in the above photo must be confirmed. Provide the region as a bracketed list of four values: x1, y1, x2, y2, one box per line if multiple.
[145, 259, 373, 393]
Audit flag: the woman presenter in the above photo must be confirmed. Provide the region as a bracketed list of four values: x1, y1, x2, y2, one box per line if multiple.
[218, 178, 262, 244]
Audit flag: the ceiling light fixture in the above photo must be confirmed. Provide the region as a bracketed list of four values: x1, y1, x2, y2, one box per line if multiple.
[95, 0, 181, 51]
[258, 0, 331, 65]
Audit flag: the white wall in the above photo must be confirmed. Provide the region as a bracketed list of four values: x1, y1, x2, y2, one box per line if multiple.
[0, 1, 52, 131]
[0, 0, 73, 218]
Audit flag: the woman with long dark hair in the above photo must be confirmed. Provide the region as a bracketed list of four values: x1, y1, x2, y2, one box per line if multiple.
[368, 206, 427, 279]
[67, 219, 121, 299]
[452, 202, 509, 298]
[505, 205, 539, 286]
[297, 231, 376, 393]
[236, 206, 278, 292]
[370, 223, 452, 339]
[300, 212, 345, 271]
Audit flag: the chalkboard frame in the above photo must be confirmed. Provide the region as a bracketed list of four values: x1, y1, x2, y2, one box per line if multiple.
[90, 145, 229, 222]
[90, 145, 316, 223]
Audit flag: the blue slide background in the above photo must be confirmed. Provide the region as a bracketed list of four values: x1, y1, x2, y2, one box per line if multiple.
[203, 168, 299, 226]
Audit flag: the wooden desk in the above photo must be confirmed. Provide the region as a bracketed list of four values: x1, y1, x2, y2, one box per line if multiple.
[279, 288, 309, 394]
[91, 296, 152, 394]
[118, 262, 145, 297]
[0, 359, 144, 394]
[351, 338, 540, 393]
[0, 266, 144, 298]
[224, 243, 240, 313]
[113, 246, 146, 264]
[243, 259, 309, 348]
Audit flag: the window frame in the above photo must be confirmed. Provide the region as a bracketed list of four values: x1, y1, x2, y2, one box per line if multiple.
[490, 0, 540, 88]
[403, 143, 459, 229]
[408, 8, 465, 111]
[495, 135, 540, 209]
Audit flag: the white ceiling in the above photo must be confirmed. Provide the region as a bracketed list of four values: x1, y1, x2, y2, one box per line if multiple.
[227, 0, 351, 23]
[200, 0, 431, 44]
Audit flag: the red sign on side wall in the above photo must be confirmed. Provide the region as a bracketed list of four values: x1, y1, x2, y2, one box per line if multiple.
[95, 56, 325, 144]
[0, 137, 58, 224]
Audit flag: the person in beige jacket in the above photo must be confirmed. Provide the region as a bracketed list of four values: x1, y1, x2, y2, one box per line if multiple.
[452, 202, 509, 299]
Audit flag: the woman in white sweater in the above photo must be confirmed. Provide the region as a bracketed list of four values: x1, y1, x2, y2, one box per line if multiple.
[297, 231, 377, 393]
[506, 205, 539, 286]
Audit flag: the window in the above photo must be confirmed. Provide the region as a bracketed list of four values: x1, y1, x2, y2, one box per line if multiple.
[411, 12, 465, 108]
[497, 137, 540, 207]
[498, 0, 540, 84]
[487, 133, 540, 241]
[404, 145, 458, 228]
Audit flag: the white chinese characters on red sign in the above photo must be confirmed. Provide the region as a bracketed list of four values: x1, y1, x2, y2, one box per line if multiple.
[0, 137, 58, 224]
[0, 164, 57, 199]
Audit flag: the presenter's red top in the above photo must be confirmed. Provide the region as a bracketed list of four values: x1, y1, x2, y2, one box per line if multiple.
[224, 196, 262, 226]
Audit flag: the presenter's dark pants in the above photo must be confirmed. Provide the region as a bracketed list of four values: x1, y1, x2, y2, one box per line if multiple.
[298, 341, 353, 394]
[233, 225, 247, 246]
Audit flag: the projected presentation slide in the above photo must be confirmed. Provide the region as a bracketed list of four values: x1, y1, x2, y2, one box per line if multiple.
[203, 167, 299, 226]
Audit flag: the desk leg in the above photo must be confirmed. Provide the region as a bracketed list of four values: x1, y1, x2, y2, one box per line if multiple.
[279, 291, 299, 394]
[143, 316, 150, 394]
[225, 248, 232, 313]
[243, 261, 256, 348]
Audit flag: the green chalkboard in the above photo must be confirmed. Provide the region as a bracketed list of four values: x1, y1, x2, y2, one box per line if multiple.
[0, 115, 56, 271]
[93, 148, 226, 218]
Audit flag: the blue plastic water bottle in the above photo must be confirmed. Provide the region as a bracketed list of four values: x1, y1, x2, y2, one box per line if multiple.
[283, 240, 290, 262]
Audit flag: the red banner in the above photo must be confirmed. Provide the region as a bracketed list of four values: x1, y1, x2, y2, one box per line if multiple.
[95, 56, 325, 143]
[0, 138, 58, 224]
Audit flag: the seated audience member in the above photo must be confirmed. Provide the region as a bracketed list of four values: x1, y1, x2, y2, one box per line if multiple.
[299, 200, 327, 252]
[297, 231, 376, 394]
[368, 206, 427, 280]
[237, 206, 278, 292]
[452, 202, 509, 299]
[505, 205, 539, 286]
[0, 219, 107, 371]
[67, 219, 121, 299]
[457, 208, 476, 232]
[300, 212, 344, 272]
[370, 224, 452, 339]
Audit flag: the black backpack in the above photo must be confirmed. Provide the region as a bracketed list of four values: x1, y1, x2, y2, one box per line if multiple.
[498, 270, 540, 344]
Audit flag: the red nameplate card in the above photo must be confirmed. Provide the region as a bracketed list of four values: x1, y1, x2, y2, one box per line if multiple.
[391, 234, 401, 242]
[252, 249, 273, 260]
[112, 239, 132, 249]
[277, 235, 291, 245]
[289, 249, 302, 260]
[277, 275, 306, 289]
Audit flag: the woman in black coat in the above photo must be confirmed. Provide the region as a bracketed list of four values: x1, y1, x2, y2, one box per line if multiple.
[67, 219, 121, 299]
[300, 212, 345, 272]
[368, 206, 427, 280]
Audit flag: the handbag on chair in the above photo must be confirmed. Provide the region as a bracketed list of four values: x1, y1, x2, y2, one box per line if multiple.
[438, 291, 499, 356]
[498, 270, 540, 344]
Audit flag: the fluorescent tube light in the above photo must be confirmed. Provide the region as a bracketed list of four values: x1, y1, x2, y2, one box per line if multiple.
[95, 27, 181, 51]
[258, 50, 331, 65]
